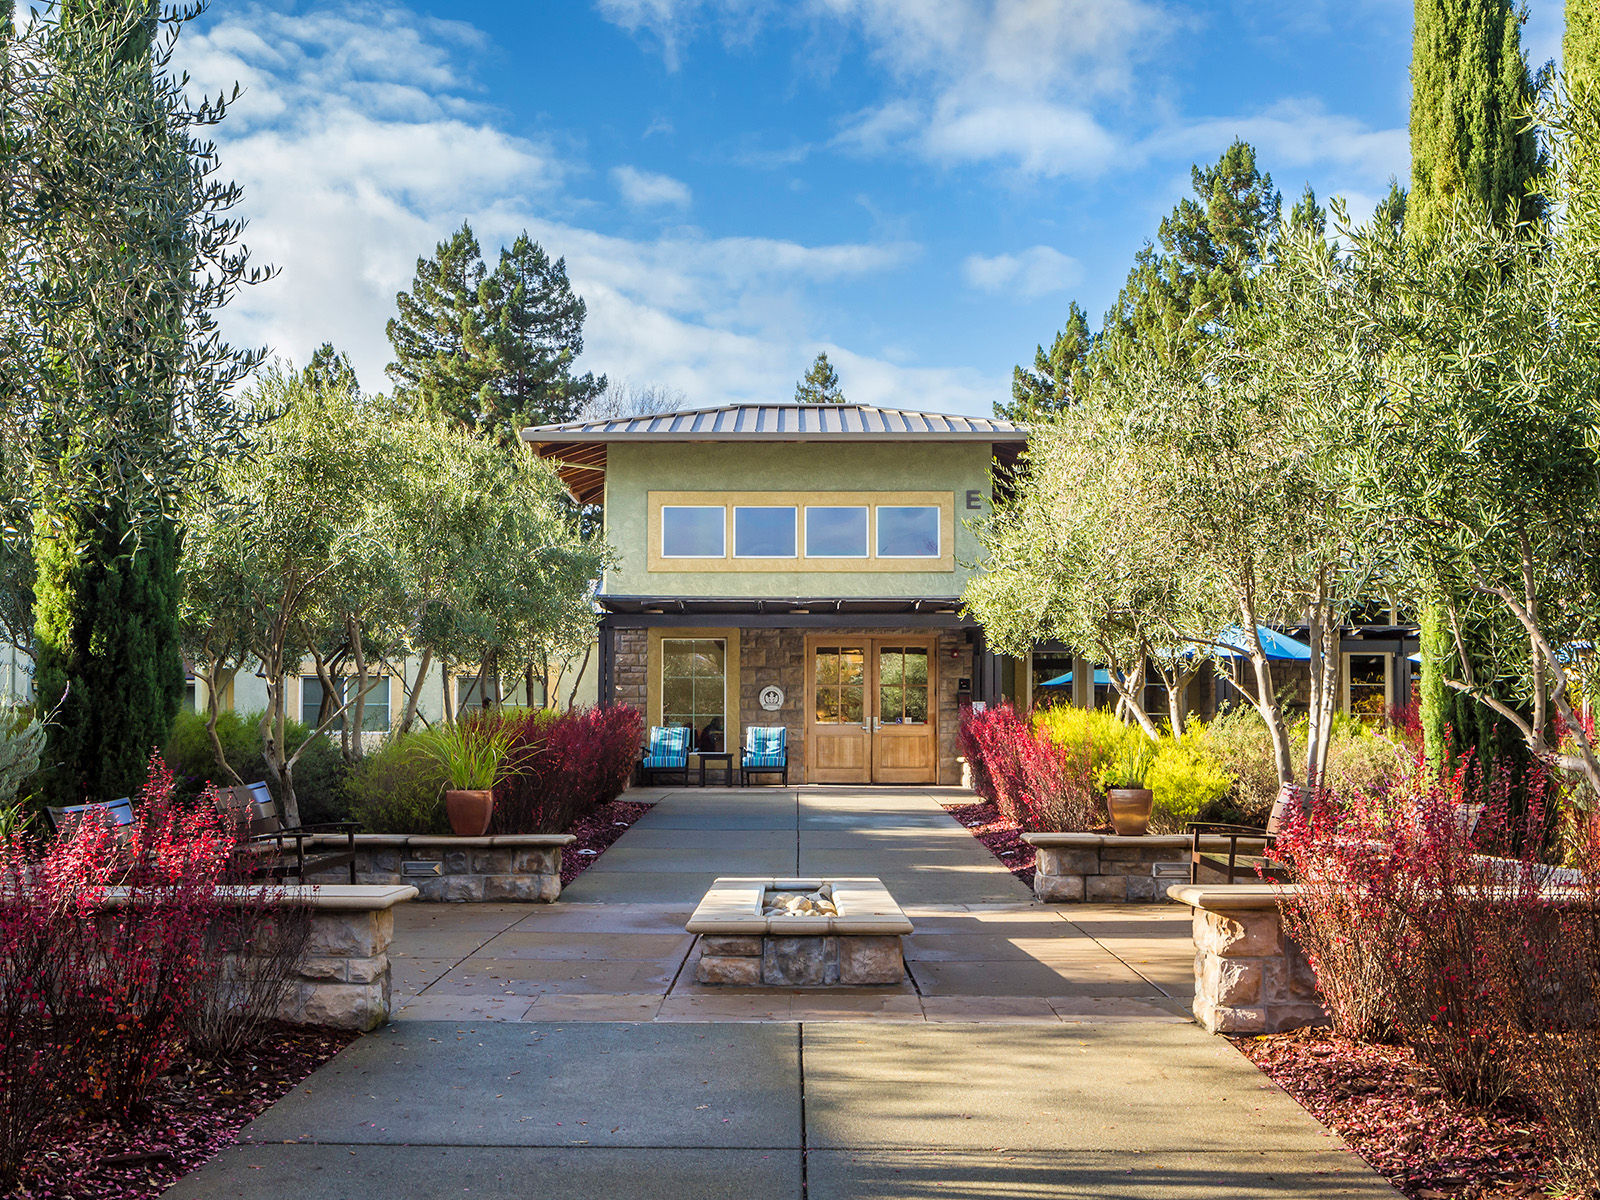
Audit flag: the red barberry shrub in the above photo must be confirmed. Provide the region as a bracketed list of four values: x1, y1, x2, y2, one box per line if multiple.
[1275, 761, 1555, 1105]
[486, 705, 645, 834]
[958, 703, 1097, 832]
[956, 707, 997, 805]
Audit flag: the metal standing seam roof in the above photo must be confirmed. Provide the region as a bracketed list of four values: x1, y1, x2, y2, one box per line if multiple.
[520, 402, 1027, 443]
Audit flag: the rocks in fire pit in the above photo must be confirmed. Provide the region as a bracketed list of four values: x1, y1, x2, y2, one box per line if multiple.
[762, 886, 838, 917]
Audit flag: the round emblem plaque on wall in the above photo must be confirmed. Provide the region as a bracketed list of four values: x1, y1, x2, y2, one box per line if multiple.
[759, 685, 785, 711]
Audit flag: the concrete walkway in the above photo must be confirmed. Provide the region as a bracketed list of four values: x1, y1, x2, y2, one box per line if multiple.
[163, 787, 1398, 1199]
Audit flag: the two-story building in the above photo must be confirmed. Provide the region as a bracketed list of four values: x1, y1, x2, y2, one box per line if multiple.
[525, 400, 1424, 786]
[523, 402, 1023, 786]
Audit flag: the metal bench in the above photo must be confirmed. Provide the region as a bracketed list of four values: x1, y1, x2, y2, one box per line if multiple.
[215, 781, 360, 884]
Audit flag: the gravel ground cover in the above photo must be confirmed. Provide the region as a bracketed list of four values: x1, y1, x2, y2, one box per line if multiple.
[560, 797, 654, 886]
[940, 798, 1037, 888]
[11, 1028, 353, 1200]
[1237, 1028, 1567, 1199]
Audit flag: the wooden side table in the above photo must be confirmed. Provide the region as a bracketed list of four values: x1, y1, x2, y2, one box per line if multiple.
[698, 751, 735, 787]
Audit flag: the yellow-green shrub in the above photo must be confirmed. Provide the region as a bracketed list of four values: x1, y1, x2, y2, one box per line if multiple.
[1146, 735, 1234, 831]
[1032, 705, 1136, 779]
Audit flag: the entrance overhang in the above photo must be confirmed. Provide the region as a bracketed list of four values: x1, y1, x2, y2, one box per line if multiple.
[596, 596, 974, 629]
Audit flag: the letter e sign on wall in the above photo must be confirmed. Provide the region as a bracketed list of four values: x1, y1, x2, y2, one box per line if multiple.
[966, 490, 984, 511]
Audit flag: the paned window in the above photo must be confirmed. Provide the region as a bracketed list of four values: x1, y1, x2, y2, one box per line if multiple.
[875, 505, 940, 557]
[877, 646, 930, 725]
[1345, 654, 1389, 721]
[804, 506, 868, 558]
[300, 675, 390, 734]
[813, 646, 866, 725]
[457, 674, 498, 712]
[662, 639, 726, 752]
[661, 505, 725, 557]
[733, 506, 797, 557]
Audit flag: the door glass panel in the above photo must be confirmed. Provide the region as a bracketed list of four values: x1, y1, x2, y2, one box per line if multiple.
[875, 647, 929, 726]
[815, 646, 867, 725]
[1347, 654, 1387, 722]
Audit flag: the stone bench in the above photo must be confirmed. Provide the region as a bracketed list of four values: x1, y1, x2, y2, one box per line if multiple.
[1022, 833, 1241, 902]
[1165, 883, 1325, 1035]
[303, 833, 575, 902]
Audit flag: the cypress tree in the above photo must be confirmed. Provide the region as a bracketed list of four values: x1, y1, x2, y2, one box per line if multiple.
[31, 0, 186, 803]
[1568, 0, 1600, 96]
[1408, 0, 1543, 781]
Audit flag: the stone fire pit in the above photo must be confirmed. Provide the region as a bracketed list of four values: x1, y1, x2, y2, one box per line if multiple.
[687, 876, 913, 986]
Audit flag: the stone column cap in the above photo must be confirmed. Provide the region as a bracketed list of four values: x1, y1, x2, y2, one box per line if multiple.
[1166, 883, 1291, 911]
[1024, 833, 1193, 849]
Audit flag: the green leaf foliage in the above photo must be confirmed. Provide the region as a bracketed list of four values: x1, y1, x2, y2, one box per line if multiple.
[999, 302, 1090, 424]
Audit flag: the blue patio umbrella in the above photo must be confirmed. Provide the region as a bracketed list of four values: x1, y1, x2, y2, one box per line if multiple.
[1214, 625, 1312, 662]
[1040, 669, 1112, 687]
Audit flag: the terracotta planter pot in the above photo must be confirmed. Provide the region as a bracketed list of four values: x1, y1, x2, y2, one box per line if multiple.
[445, 788, 494, 837]
[1105, 788, 1154, 837]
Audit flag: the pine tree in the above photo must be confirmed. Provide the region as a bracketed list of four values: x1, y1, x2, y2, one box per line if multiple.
[1568, 0, 1600, 96]
[385, 222, 498, 430]
[999, 302, 1091, 423]
[481, 233, 605, 435]
[387, 226, 604, 440]
[301, 342, 360, 397]
[1104, 140, 1281, 363]
[1409, 0, 1543, 779]
[794, 352, 845, 404]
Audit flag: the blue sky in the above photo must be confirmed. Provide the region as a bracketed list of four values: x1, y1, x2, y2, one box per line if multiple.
[182, 0, 1568, 417]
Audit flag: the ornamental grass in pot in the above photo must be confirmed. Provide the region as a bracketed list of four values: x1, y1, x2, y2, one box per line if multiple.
[413, 721, 516, 836]
[1096, 735, 1157, 836]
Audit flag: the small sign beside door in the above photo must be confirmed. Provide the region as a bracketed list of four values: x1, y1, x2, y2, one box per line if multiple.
[759, 685, 785, 711]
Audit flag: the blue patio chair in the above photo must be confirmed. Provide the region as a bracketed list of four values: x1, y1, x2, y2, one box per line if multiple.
[741, 726, 788, 786]
[45, 796, 135, 840]
[640, 725, 693, 785]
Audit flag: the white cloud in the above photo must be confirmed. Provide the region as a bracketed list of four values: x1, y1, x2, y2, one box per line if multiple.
[180, 3, 976, 411]
[601, 0, 1171, 179]
[611, 165, 693, 210]
[961, 246, 1081, 299]
[1153, 99, 1407, 184]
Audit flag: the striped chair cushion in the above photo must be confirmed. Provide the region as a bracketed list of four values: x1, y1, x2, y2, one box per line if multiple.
[743, 727, 786, 767]
[643, 725, 691, 768]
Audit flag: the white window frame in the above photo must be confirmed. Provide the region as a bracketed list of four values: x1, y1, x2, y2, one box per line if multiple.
[874, 504, 942, 559]
[803, 504, 869, 559]
[732, 505, 798, 559]
[660, 505, 727, 558]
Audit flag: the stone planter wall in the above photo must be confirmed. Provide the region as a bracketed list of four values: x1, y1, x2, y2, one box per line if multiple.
[303, 834, 575, 902]
[1166, 884, 1326, 1035]
[1022, 833, 1195, 902]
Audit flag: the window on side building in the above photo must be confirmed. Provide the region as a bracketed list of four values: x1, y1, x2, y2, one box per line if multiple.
[661, 505, 726, 557]
[875, 505, 940, 558]
[661, 638, 726, 752]
[300, 675, 390, 734]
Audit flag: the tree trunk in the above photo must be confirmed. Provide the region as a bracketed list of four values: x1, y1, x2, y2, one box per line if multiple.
[347, 613, 368, 762]
[566, 644, 593, 711]
[399, 646, 433, 734]
[202, 665, 243, 787]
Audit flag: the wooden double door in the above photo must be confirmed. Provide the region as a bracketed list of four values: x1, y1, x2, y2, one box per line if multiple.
[806, 635, 938, 784]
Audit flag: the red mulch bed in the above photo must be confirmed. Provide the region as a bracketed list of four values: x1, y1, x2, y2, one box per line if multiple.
[941, 799, 1038, 888]
[13, 1027, 353, 1200]
[561, 797, 653, 886]
[1236, 1028, 1571, 1199]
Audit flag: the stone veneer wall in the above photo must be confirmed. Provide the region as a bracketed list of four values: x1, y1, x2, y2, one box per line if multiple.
[1167, 886, 1327, 1035]
[695, 933, 907, 986]
[303, 835, 571, 902]
[275, 905, 397, 1031]
[612, 623, 972, 785]
[1026, 834, 1192, 903]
